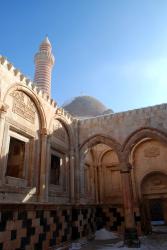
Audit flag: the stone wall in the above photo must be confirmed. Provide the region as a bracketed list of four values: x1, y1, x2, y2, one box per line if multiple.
[0, 203, 130, 250]
[79, 104, 167, 146]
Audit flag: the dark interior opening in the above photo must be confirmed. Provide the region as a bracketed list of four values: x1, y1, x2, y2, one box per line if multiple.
[50, 154, 61, 185]
[6, 137, 25, 178]
[149, 199, 164, 225]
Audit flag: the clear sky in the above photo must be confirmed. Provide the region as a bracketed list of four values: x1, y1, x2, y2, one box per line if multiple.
[1, 0, 167, 112]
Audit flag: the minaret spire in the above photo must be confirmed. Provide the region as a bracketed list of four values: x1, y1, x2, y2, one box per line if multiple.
[34, 36, 55, 97]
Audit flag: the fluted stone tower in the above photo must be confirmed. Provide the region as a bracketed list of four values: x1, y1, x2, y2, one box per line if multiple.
[34, 37, 55, 97]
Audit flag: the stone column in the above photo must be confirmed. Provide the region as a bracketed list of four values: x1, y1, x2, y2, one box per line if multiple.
[94, 164, 99, 203]
[0, 104, 8, 184]
[73, 119, 80, 203]
[120, 162, 140, 248]
[98, 164, 103, 203]
[38, 128, 48, 202]
[0, 104, 7, 156]
[70, 149, 75, 203]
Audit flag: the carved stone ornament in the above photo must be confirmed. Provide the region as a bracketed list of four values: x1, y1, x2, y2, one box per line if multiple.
[144, 147, 160, 158]
[10, 91, 36, 124]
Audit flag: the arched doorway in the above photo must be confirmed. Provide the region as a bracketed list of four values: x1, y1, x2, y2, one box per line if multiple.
[122, 129, 167, 234]
[141, 172, 167, 232]
[79, 135, 122, 204]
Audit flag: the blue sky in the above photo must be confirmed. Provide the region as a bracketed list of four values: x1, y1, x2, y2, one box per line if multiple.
[1, 0, 167, 112]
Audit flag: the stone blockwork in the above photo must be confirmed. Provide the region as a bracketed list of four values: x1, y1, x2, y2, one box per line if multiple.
[71, 206, 96, 240]
[78, 104, 167, 147]
[0, 204, 97, 250]
[96, 205, 124, 233]
[0, 203, 135, 250]
[96, 206, 141, 235]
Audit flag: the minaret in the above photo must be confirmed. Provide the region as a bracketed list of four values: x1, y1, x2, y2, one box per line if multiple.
[34, 37, 55, 97]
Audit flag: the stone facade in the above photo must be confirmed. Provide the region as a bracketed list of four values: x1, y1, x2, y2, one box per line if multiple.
[0, 38, 167, 248]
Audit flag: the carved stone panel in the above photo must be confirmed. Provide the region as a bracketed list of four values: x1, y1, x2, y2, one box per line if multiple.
[10, 91, 36, 124]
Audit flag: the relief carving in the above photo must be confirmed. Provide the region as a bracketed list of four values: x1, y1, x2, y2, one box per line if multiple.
[144, 147, 160, 158]
[10, 91, 36, 124]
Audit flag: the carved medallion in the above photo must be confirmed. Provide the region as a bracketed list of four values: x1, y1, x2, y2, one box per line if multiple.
[10, 91, 36, 124]
[144, 146, 160, 158]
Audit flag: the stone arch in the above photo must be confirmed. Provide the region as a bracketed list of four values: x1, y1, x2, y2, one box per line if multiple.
[79, 134, 122, 203]
[98, 148, 112, 165]
[141, 170, 167, 191]
[140, 171, 167, 231]
[100, 148, 119, 165]
[80, 134, 121, 161]
[47, 114, 75, 203]
[122, 127, 167, 160]
[3, 83, 47, 129]
[140, 170, 167, 200]
[49, 114, 74, 149]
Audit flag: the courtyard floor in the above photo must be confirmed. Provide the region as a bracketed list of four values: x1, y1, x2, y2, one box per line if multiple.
[74, 226, 167, 250]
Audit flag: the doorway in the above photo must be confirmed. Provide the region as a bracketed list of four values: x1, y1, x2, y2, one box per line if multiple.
[149, 199, 164, 226]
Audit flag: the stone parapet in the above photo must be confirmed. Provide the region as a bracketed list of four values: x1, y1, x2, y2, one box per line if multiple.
[0, 55, 56, 108]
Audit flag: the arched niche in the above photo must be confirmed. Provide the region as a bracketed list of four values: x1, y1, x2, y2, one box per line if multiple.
[141, 172, 167, 198]
[0, 87, 45, 201]
[101, 150, 122, 204]
[6, 90, 40, 132]
[122, 127, 167, 161]
[3, 84, 46, 132]
[130, 138, 167, 198]
[47, 118, 70, 203]
[125, 131, 167, 232]
[50, 118, 70, 150]
[79, 135, 121, 204]
[140, 172, 167, 229]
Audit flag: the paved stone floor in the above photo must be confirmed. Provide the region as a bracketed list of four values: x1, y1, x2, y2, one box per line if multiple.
[78, 226, 167, 250]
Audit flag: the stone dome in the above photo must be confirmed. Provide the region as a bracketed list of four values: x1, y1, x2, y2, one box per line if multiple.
[63, 96, 113, 118]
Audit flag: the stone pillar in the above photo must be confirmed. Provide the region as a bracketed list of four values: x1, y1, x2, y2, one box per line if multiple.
[73, 120, 80, 203]
[70, 149, 75, 203]
[38, 128, 48, 202]
[0, 104, 8, 182]
[94, 164, 99, 203]
[98, 164, 103, 203]
[0, 104, 7, 157]
[120, 162, 140, 248]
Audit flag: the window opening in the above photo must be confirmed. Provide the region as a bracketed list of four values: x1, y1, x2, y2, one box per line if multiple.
[6, 137, 25, 178]
[50, 154, 61, 185]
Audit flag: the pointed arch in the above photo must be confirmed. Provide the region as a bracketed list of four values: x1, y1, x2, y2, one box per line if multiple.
[79, 134, 121, 161]
[141, 170, 167, 186]
[122, 127, 167, 159]
[3, 83, 47, 129]
[49, 114, 74, 148]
